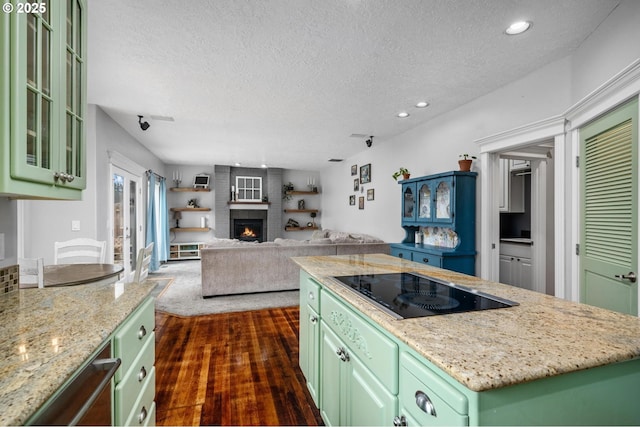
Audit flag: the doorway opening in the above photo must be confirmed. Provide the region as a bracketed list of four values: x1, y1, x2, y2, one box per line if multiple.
[497, 147, 554, 295]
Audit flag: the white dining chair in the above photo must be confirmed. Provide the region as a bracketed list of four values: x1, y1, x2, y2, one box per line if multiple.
[133, 242, 154, 283]
[18, 257, 44, 288]
[54, 238, 107, 264]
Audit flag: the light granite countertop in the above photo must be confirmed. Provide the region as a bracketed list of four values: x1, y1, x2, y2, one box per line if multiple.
[292, 253, 640, 392]
[0, 280, 156, 426]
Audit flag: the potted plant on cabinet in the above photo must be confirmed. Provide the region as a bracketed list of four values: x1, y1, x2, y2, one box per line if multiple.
[458, 154, 476, 172]
[392, 167, 411, 181]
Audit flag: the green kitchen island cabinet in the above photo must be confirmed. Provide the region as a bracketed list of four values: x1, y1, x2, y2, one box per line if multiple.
[294, 254, 640, 426]
[299, 272, 321, 405]
[319, 287, 398, 426]
[0, 0, 87, 199]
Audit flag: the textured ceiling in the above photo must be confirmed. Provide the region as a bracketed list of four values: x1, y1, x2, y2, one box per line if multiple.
[87, 0, 619, 170]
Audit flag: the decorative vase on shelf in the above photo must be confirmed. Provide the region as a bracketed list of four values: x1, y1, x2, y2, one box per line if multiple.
[403, 173, 411, 180]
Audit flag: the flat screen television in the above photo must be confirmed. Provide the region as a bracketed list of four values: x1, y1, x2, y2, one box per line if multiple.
[193, 174, 210, 189]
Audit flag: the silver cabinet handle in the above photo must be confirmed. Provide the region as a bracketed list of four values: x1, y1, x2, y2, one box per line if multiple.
[138, 325, 147, 340]
[138, 366, 147, 382]
[415, 390, 437, 417]
[393, 415, 407, 426]
[53, 172, 75, 183]
[138, 406, 148, 424]
[308, 291, 315, 300]
[614, 272, 637, 283]
[309, 315, 318, 324]
[336, 347, 350, 362]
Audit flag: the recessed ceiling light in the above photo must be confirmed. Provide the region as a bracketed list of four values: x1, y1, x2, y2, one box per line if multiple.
[505, 21, 531, 35]
[397, 112, 410, 118]
[234, 162, 241, 166]
[261, 164, 267, 168]
[415, 101, 429, 108]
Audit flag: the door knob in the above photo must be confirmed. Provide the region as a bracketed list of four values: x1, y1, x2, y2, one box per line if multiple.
[614, 272, 637, 283]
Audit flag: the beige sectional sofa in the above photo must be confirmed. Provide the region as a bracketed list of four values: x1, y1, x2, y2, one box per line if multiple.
[201, 230, 389, 297]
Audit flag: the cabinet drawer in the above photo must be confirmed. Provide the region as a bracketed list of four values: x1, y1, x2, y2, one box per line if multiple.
[400, 352, 468, 426]
[413, 253, 442, 267]
[143, 402, 156, 427]
[114, 334, 155, 423]
[300, 271, 321, 313]
[321, 289, 398, 392]
[391, 247, 413, 260]
[114, 297, 155, 382]
[123, 367, 156, 427]
[499, 242, 532, 258]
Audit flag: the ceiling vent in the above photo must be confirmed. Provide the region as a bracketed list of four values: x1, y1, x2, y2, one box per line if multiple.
[328, 159, 344, 162]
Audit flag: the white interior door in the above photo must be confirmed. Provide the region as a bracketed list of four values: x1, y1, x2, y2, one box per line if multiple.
[111, 166, 143, 281]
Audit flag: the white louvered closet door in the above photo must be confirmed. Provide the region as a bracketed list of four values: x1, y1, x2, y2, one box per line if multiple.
[580, 98, 638, 315]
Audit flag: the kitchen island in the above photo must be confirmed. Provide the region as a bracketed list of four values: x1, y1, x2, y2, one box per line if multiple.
[0, 278, 157, 426]
[293, 253, 640, 426]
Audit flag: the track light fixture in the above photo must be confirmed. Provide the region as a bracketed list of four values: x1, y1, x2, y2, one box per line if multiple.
[365, 136, 374, 147]
[138, 115, 150, 131]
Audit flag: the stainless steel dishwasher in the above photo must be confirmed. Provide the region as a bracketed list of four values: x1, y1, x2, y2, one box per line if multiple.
[28, 341, 121, 426]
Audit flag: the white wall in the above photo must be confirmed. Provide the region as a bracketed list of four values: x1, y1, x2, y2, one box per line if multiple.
[571, 0, 640, 103]
[321, 57, 572, 244]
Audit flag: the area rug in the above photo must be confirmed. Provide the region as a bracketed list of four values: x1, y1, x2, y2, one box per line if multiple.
[148, 260, 299, 316]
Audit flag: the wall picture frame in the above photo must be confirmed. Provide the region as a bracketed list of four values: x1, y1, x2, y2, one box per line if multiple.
[351, 164, 358, 176]
[349, 195, 355, 205]
[353, 178, 359, 191]
[367, 188, 375, 201]
[359, 196, 365, 209]
[360, 163, 371, 184]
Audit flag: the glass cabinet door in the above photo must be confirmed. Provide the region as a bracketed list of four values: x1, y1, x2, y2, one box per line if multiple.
[417, 183, 431, 220]
[62, 0, 86, 189]
[8, 0, 86, 191]
[434, 179, 453, 222]
[11, 1, 58, 185]
[402, 183, 416, 222]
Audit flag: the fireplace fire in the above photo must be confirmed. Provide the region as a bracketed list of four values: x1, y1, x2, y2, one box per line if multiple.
[240, 227, 257, 238]
[233, 219, 264, 242]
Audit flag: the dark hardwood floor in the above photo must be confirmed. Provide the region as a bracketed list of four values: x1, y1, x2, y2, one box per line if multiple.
[154, 307, 324, 426]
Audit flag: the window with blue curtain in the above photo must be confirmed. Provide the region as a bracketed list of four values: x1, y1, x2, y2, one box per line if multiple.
[146, 171, 168, 270]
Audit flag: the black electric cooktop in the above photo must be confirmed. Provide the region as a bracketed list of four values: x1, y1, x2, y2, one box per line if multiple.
[332, 272, 518, 319]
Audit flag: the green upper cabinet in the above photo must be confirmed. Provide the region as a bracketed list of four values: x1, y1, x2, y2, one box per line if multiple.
[0, 0, 87, 199]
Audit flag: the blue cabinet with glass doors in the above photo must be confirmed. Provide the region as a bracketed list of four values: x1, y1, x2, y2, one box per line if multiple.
[391, 171, 477, 275]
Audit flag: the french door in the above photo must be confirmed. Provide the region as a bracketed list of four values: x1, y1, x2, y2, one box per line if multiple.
[580, 98, 638, 315]
[111, 166, 143, 281]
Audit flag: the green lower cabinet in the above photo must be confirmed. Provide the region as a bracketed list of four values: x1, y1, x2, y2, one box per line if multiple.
[320, 323, 397, 426]
[113, 297, 156, 426]
[299, 271, 321, 405]
[397, 352, 469, 426]
[299, 302, 320, 405]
